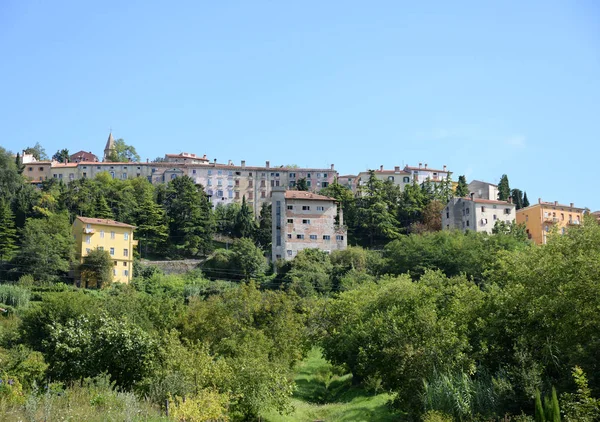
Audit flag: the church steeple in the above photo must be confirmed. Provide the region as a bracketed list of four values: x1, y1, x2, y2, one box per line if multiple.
[103, 132, 115, 161]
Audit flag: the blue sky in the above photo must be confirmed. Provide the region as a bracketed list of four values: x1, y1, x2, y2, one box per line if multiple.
[2, 1, 599, 210]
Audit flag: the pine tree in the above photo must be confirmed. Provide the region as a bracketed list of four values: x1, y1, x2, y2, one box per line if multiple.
[511, 188, 524, 209]
[254, 202, 272, 251]
[455, 175, 469, 197]
[94, 196, 114, 219]
[0, 198, 18, 261]
[498, 174, 511, 201]
[523, 191, 530, 208]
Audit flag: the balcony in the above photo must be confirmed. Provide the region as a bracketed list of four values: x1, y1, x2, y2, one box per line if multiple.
[83, 228, 95, 234]
[543, 217, 559, 224]
[567, 220, 581, 226]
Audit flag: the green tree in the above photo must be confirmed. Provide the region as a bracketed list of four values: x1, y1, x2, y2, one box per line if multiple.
[130, 178, 168, 256]
[164, 176, 214, 257]
[52, 149, 70, 163]
[93, 195, 114, 219]
[0, 198, 18, 262]
[455, 175, 469, 197]
[523, 191, 530, 208]
[296, 177, 309, 191]
[283, 248, 333, 295]
[231, 238, 267, 281]
[79, 248, 113, 288]
[16, 212, 75, 282]
[254, 202, 272, 251]
[233, 196, 256, 238]
[355, 171, 400, 246]
[24, 142, 48, 160]
[511, 188, 524, 209]
[107, 138, 140, 162]
[0, 147, 25, 203]
[498, 174, 511, 201]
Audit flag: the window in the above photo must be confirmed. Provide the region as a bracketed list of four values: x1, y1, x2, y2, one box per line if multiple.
[123, 249, 129, 257]
[493, 214, 497, 220]
[307, 181, 312, 187]
[317, 206, 324, 211]
[504, 208, 511, 215]
[306, 173, 311, 178]
[110, 247, 115, 256]
[114, 261, 117, 266]
[403, 176, 410, 183]
[39, 167, 44, 171]
[100, 230, 104, 238]
[446, 212, 449, 218]
[466, 220, 470, 227]
[123, 173, 127, 179]
[235, 192, 240, 199]
[287, 250, 293, 256]
[228, 190, 233, 198]
[322, 182, 329, 188]
[217, 170, 222, 176]
[208, 170, 212, 175]
[466, 208, 470, 215]
[310, 235, 317, 240]
[562, 228, 566, 234]
[296, 234, 304, 239]
[545, 225, 549, 232]
[287, 205, 293, 210]
[260, 180, 266, 187]
[287, 234, 292, 239]
[207, 179, 212, 186]
[85, 235, 91, 244]
[124, 232, 129, 240]
[323, 173, 328, 178]
[248, 180, 253, 187]
[86, 248, 91, 254]
[287, 219, 293, 224]
[302, 206, 310, 211]
[218, 179, 222, 186]
[323, 235, 331, 240]
[302, 219, 310, 224]
[98, 246, 104, 251]
[290, 172, 296, 178]
[248, 192, 253, 199]
[124, 270, 129, 276]
[261, 191, 266, 198]
[123, 262, 127, 266]
[113, 269, 117, 276]
[111, 231, 115, 239]
[336, 235, 344, 241]
[192, 169, 196, 174]
[388, 176, 394, 181]
[481, 206, 486, 212]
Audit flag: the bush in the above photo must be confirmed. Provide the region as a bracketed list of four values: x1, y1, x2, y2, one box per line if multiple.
[0, 285, 30, 308]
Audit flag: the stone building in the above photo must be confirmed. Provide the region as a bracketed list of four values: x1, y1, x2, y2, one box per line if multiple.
[442, 195, 516, 234]
[271, 188, 347, 263]
[467, 180, 499, 200]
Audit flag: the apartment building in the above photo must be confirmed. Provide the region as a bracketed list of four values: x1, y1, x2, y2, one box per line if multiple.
[443, 196, 516, 234]
[404, 163, 451, 183]
[516, 199, 586, 244]
[72, 216, 138, 284]
[271, 188, 347, 263]
[337, 175, 357, 191]
[355, 166, 412, 194]
[51, 161, 153, 181]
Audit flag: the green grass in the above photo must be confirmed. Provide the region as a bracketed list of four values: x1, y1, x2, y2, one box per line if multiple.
[262, 348, 400, 422]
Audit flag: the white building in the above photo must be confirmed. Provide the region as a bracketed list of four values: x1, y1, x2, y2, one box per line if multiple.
[442, 196, 516, 234]
[467, 180, 499, 200]
[271, 188, 347, 263]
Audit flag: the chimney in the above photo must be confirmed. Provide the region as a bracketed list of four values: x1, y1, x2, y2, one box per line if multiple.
[470, 192, 474, 200]
[380, 165, 384, 171]
[443, 165, 447, 171]
[425, 163, 428, 169]
[508, 197, 513, 204]
[266, 161, 270, 168]
[570, 202, 574, 208]
[146, 158, 149, 163]
[538, 198, 542, 204]
[330, 164, 334, 170]
[419, 162, 422, 168]
[394, 166, 400, 172]
[554, 201, 558, 206]
[241, 160, 246, 168]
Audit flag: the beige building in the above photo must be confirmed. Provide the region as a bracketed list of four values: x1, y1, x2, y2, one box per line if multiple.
[516, 199, 586, 245]
[355, 166, 412, 195]
[442, 196, 516, 234]
[23, 161, 52, 184]
[271, 188, 347, 263]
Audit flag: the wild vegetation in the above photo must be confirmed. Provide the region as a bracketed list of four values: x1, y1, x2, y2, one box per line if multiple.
[1, 146, 599, 420]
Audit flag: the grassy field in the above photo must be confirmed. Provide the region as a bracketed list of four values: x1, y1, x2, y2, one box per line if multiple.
[262, 348, 400, 422]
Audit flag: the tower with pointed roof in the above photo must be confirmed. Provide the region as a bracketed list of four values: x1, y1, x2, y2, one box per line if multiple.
[103, 132, 115, 162]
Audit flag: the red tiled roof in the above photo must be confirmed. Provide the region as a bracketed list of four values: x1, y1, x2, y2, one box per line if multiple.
[404, 165, 450, 173]
[284, 191, 335, 201]
[76, 216, 136, 228]
[462, 197, 514, 205]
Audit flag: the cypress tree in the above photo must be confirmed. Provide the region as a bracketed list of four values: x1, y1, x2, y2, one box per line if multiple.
[535, 389, 545, 422]
[523, 191, 530, 208]
[550, 387, 560, 422]
[0, 198, 18, 261]
[454, 175, 469, 197]
[498, 174, 511, 201]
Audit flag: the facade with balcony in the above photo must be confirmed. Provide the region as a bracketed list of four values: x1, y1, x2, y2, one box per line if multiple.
[516, 199, 586, 245]
[271, 188, 347, 263]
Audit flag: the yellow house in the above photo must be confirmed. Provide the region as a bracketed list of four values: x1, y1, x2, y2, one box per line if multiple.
[516, 198, 586, 245]
[72, 216, 138, 283]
